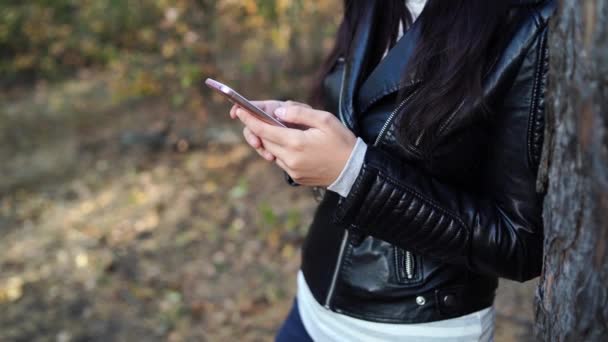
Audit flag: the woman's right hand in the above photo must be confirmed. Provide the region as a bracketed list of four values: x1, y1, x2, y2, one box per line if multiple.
[229, 100, 310, 162]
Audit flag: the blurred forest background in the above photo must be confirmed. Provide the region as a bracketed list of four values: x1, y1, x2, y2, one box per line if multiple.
[1, 1, 537, 341]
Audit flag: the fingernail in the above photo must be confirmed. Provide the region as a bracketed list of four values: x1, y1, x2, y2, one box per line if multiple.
[275, 107, 286, 118]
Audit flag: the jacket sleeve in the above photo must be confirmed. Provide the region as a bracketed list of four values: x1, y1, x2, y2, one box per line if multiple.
[333, 28, 549, 282]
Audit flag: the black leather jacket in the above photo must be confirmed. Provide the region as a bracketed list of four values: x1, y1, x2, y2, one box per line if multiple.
[299, 0, 556, 324]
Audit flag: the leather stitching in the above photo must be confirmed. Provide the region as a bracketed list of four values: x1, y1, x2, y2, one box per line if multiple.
[379, 185, 401, 226]
[341, 160, 470, 256]
[367, 164, 471, 239]
[335, 306, 437, 324]
[333, 163, 368, 223]
[526, 29, 548, 172]
[526, 35, 542, 169]
[355, 171, 384, 226]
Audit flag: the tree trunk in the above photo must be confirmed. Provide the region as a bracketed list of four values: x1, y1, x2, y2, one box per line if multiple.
[535, 0, 608, 341]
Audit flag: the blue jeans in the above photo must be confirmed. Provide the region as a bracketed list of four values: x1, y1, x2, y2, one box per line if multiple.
[275, 298, 314, 342]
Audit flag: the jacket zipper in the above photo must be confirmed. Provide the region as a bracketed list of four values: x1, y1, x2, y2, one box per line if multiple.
[326, 64, 416, 309]
[373, 89, 418, 146]
[325, 57, 349, 309]
[337, 57, 347, 126]
[325, 229, 350, 308]
[373, 90, 419, 281]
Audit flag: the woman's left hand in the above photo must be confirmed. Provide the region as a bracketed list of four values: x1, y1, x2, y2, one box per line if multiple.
[235, 104, 357, 187]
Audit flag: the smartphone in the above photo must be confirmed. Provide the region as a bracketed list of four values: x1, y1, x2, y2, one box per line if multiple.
[205, 78, 289, 128]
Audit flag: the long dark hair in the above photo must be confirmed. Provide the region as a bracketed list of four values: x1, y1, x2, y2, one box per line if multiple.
[311, 0, 514, 158]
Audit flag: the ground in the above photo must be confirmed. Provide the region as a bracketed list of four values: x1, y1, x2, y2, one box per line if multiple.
[0, 74, 537, 341]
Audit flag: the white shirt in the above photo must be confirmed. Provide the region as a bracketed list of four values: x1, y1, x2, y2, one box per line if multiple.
[303, 1, 497, 340]
[298, 271, 495, 342]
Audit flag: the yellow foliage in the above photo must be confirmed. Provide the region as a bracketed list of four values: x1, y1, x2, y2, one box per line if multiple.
[2, 0, 341, 112]
[0, 277, 24, 303]
[14, 55, 35, 70]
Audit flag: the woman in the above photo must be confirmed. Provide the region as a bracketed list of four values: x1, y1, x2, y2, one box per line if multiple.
[230, 0, 555, 340]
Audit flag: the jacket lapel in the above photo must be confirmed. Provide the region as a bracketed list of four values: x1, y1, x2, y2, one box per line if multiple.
[340, 1, 379, 132]
[355, 16, 423, 114]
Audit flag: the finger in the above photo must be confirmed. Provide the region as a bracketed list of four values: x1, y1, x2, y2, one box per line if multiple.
[250, 100, 281, 113]
[243, 127, 261, 149]
[258, 138, 288, 160]
[275, 158, 293, 177]
[230, 104, 240, 119]
[274, 105, 335, 129]
[244, 127, 274, 160]
[284, 100, 311, 109]
[236, 108, 290, 144]
[256, 147, 275, 161]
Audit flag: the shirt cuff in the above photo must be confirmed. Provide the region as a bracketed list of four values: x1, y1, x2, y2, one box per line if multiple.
[327, 137, 368, 198]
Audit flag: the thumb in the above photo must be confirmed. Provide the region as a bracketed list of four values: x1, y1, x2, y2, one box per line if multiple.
[274, 105, 334, 129]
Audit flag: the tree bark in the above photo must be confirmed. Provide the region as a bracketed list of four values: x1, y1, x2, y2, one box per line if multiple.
[535, 0, 608, 341]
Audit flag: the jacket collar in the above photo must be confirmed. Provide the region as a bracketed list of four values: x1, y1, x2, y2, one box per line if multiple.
[350, 0, 550, 115]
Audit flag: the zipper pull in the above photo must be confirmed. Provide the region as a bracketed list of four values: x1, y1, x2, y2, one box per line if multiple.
[405, 251, 415, 279]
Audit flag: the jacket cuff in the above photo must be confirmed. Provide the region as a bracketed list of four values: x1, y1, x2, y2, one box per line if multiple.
[332, 146, 378, 229]
[327, 138, 368, 197]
